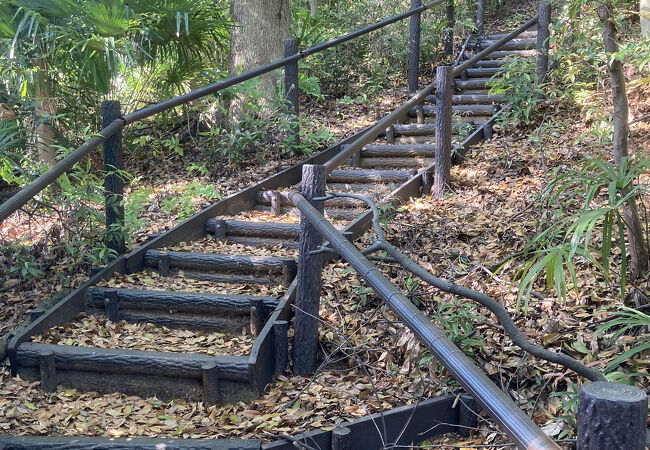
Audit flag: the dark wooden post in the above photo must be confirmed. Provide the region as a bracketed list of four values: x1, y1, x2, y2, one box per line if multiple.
[536, 2, 551, 82]
[104, 289, 119, 322]
[293, 164, 325, 376]
[284, 38, 300, 148]
[434, 66, 452, 198]
[476, 0, 486, 35]
[102, 100, 125, 258]
[202, 362, 222, 404]
[577, 381, 647, 450]
[273, 320, 289, 374]
[249, 297, 264, 336]
[39, 350, 56, 392]
[331, 426, 351, 450]
[408, 0, 422, 95]
[444, 0, 455, 56]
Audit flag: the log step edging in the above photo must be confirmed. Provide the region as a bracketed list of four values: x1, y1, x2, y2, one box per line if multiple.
[87, 287, 279, 314]
[17, 342, 249, 380]
[478, 38, 537, 50]
[455, 78, 497, 90]
[409, 104, 495, 118]
[327, 168, 413, 184]
[144, 249, 296, 279]
[206, 218, 301, 240]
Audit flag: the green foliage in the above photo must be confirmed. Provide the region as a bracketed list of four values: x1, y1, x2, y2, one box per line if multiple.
[595, 306, 650, 377]
[160, 181, 221, 221]
[549, 383, 579, 438]
[431, 298, 484, 356]
[508, 156, 650, 310]
[489, 57, 547, 126]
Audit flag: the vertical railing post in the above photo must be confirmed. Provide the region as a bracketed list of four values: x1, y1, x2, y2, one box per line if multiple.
[284, 38, 300, 148]
[536, 1, 551, 82]
[293, 164, 325, 376]
[444, 0, 455, 56]
[101, 100, 125, 258]
[476, 0, 486, 35]
[408, 0, 422, 95]
[577, 381, 647, 450]
[434, 66, 452, 198]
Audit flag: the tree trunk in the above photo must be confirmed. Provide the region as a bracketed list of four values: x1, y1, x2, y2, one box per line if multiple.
[599, 2, 649, 279]
[35, 59, 58, 167]
[309, 0, 318, 18]
[641, 0, 650, 37]
[228, 0, 291, 121]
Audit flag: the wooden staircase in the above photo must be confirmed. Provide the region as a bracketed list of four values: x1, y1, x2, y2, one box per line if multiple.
[6, 28, 538, 407]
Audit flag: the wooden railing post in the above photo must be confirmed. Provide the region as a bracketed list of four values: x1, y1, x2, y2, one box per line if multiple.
[284, 38, 300, 148]
[101, 100, 125, 258]
[444, 0, 455, 56]
[293, 164, 325, 375]
[434, 66, 452, 198]
[476, 0, 486, 35]
[536, 1, 551, 82]
[577, 381, 647, 450]
[408, 0, 422, 95]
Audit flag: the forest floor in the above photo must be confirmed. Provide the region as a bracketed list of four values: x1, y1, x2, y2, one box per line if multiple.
[2, 0, 650, 444]
[2, 75, 649, 448]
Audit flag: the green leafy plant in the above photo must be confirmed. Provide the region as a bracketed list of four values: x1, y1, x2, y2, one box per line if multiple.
[506, 156, 650, 311]
[595, 306, 650, 377]
[489, 57, 547, 125]
[432, 298, 484, 356]
[160, 181, 221, 221]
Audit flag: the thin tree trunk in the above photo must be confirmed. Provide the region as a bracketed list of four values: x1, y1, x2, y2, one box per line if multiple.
[309, 0, 318, 18]
[35, 59, 57, 167]
[228, 0, 291, 121]
[641, 0, 650, 37]
[599, 2, 649, 278]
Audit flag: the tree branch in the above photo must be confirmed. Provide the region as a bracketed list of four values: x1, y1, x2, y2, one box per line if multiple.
[331, 192, 606, 382]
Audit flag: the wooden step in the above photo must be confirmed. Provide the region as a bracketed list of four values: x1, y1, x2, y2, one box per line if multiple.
[409, 105, 495, 118]
[325, 183, 395, 195]
[143, 249, 296, 284]
[255, 190, 366, 209]
[424, 94, 504, 105]
[361, 144, 436, 157]
[391, 122, 473, 137]
[358, 156, 433, 169]
[465, 67, 504, 78]
[225, 235, 299, 249]
[469, 49, 536, 60]
[484, 30, 537, 40]
[254, 205, 364, 221]
[455, 78, 496, 90]
[14, 341, 250, 402]
[87, 287, 278, 315]
[478, 38, 536, 50]
[446, 94, 504, 105]
[205, 218, 300, 240]
[327, 168, 412, 184]
[472, 59, 509, 68]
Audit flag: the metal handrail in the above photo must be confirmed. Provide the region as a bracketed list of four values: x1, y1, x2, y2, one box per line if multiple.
[289, 189, 561, 450]
[0, 0, 446, 224]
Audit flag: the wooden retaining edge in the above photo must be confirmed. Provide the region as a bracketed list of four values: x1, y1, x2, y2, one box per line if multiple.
[263, 394, 475, 450]
[0, 394, 477, 449]
[143, 250, 297, 278]
[86, 287, 279, 313]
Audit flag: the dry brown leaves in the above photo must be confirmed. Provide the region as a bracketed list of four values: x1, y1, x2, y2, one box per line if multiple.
[97, 270, 286, 298]
[31, 313, 254, 357]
